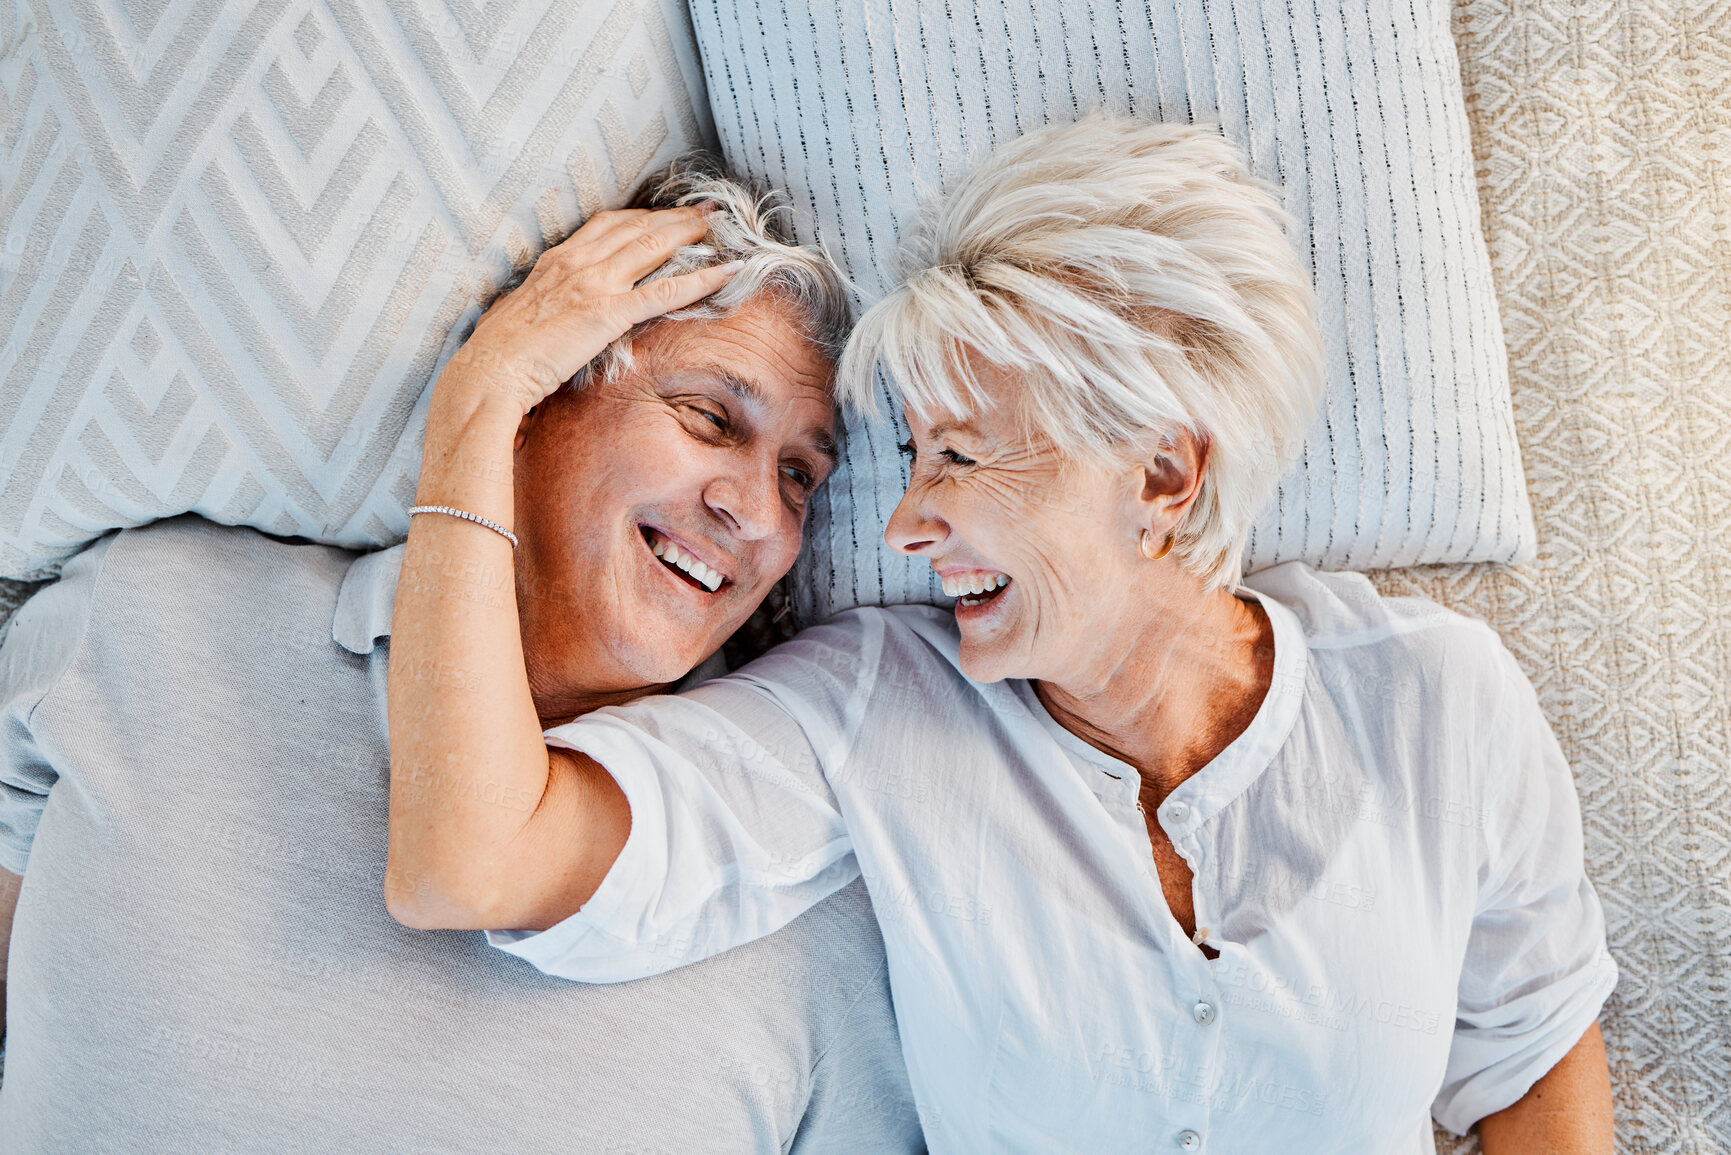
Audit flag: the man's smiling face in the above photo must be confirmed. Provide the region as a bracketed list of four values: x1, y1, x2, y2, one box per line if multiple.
[511, 295, 837, 721]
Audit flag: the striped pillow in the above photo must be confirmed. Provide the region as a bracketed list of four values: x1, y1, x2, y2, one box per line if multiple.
[689, 0, 1536, 624]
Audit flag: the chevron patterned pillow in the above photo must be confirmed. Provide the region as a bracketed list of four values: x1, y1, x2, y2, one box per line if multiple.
[0, 0, 714, 578]
[691, 0, 1540, 625]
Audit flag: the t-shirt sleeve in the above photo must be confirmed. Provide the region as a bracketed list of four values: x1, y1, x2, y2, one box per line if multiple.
[0, 538, 111, 875]
[789, 957, 927, 1155]
[487, 612, 884, 983]
[1431, 643, 1619, 1134]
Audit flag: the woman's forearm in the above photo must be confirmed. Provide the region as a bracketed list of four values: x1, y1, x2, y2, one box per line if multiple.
[1477, 1020, 1613, 1155]
[383, 205, 732, 931]
[1, 866, 21, 1040]
[0, 865, 20, 984]
[386, 377, 574, 927]
[386, 374, 636, 930]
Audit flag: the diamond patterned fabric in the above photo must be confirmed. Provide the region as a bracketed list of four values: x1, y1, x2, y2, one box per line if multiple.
[0, 0, 714, 578]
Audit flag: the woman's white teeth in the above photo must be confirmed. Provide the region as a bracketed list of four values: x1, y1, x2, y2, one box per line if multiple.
[941, 572, 1010, 599]
[649, 534, 724, 592]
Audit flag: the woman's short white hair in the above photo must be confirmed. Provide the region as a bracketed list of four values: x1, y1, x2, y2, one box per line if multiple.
[586, 155, 851, 383]
[839, 112, 1324, 590]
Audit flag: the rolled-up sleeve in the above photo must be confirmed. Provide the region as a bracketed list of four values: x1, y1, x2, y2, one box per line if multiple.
[488, 613, 882, 983]
[1432, 646, 1619, 1133]
[0, 538, 110, 875]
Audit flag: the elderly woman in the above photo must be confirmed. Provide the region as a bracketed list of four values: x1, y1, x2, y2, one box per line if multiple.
[387, 114, 1617, 1154]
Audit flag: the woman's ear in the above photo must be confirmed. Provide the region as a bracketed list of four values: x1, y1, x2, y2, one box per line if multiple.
[1138, 427, 1210, 526]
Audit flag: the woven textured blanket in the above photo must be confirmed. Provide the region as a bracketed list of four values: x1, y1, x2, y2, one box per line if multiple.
[1389, 0, 1730, 1150]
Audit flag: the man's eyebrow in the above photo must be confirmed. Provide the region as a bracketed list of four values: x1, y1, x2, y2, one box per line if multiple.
[705, 365, 839, 465]
[806, 427, 839, 466]
[713, 369, 765, 406]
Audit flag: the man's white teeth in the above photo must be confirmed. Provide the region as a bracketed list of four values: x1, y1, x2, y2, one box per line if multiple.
[649, 534, 724, 592]
[941, 572, 1010, 599]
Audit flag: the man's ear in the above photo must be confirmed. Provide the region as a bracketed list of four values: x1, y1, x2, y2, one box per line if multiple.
[514, 405, 538, 453]
[1138, 427, 1210, 527]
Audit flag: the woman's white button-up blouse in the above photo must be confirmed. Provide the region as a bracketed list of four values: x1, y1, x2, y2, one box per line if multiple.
[491, 563, 1617, 1154]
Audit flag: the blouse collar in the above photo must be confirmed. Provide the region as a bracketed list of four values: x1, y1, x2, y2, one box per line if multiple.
[1012, 587, 1310, 828]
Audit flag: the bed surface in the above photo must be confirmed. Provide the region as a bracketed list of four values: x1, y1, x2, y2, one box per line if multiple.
[1, 0, 1725, 1148]
[1379, 0, 1731, 1149]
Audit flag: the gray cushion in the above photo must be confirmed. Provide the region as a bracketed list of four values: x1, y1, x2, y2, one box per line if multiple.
[0, 0, 713, 579]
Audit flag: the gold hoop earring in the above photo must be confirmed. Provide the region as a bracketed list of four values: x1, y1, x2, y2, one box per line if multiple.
[1140, 528, 1174, 562]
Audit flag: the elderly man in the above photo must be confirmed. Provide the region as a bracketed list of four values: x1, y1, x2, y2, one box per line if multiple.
[0, 163, 923, 1152]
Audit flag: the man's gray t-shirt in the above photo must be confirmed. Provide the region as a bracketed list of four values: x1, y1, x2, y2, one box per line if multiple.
[0, 516, 922, 1153]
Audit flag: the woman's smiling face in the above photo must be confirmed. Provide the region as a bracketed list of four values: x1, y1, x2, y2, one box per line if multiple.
[884, 361, 1162, 689]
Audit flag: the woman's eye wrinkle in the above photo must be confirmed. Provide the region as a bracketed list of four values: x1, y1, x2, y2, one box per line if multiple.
[897, 439, 979, 468]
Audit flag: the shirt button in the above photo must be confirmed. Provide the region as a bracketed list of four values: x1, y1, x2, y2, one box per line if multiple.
[1176, 1130, 1202, 1151]
[1192, 1001, 1216, 1026]
[1166, 800, 1191, 823]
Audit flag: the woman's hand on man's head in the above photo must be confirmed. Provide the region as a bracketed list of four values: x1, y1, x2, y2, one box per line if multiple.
[438, 205, 741, 419]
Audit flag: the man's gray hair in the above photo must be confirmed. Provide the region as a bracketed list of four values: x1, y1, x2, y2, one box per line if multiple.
[585, 155, 851, 385]
[838, 112, 1325, 590]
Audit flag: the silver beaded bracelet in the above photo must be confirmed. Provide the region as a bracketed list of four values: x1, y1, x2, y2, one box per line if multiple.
[407, 504, 519, 549]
